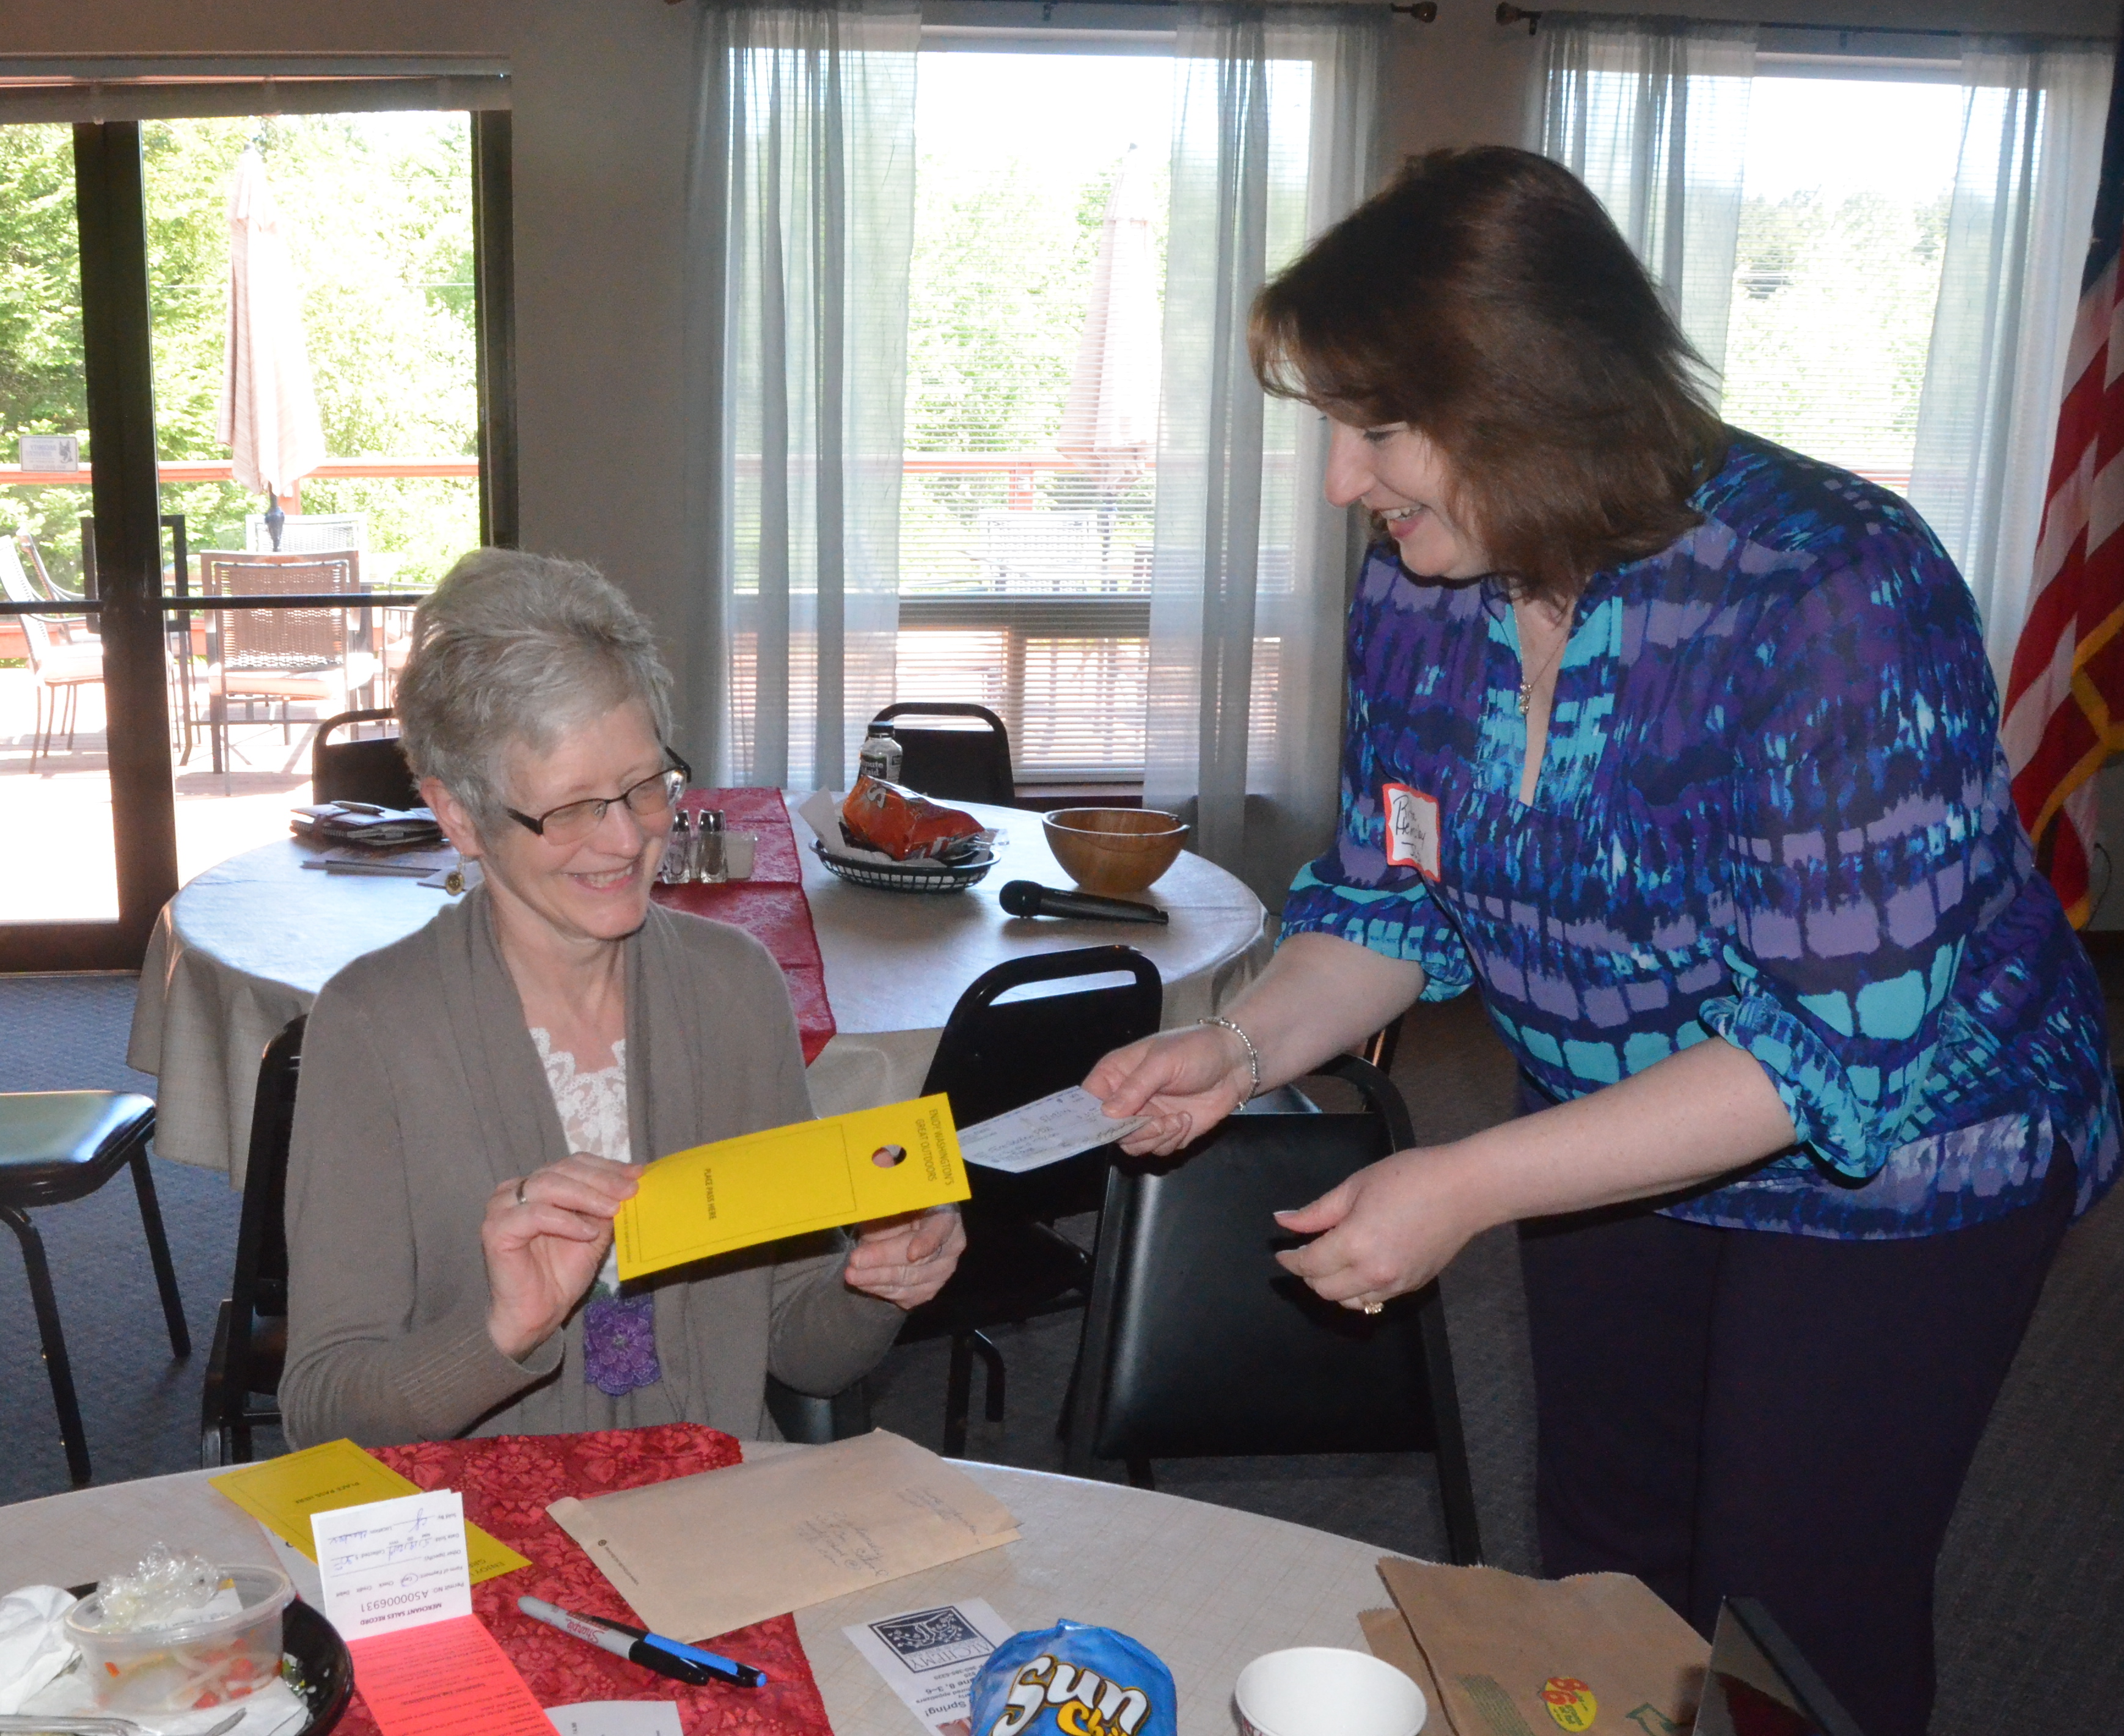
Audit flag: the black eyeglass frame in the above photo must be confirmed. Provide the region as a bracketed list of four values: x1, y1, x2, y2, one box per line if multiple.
[504, 751, 694, 841]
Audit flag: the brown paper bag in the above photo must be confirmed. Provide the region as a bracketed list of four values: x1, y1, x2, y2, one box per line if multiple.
[1371, 1560, 1707, 1736]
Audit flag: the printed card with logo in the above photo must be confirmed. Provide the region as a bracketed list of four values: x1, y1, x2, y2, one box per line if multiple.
[843, 1599, 1016, 1736]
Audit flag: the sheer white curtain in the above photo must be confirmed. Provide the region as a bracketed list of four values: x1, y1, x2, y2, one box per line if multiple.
[1908, 38, 2112, 687]
[1531, 12, 1756, 389]
[684, 0, 919, 789]
[1144, 5, 1386, 907]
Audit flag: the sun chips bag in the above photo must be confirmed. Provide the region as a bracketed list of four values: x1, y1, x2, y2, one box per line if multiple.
[967, 1620, 1177, 1736]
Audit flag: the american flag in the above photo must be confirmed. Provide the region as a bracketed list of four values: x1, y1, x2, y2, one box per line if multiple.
[2004, 49, 2124, 926]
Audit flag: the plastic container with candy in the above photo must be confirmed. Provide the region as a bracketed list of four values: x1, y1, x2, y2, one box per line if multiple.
[64, 1552, 292, 1715]
[967, 1619, 1176, 1736]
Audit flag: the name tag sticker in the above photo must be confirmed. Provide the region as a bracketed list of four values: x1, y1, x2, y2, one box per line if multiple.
[1382, 783, 1441, 880]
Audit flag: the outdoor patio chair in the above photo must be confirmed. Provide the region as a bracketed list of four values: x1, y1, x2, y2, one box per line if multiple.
[197, 549, 376, 772]
[1, 1091, 188, 1487]
[871, 701, 1017, 806]
[2, 534, 103, 764]
[18, 530, 86, 606]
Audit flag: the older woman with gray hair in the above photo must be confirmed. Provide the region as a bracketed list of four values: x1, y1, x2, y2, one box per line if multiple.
[281, 549, 963, 1446]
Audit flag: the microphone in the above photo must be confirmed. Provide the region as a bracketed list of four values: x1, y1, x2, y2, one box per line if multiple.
[998, 879, 1170, 925]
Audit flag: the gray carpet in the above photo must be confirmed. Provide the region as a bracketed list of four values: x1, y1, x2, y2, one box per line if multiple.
[1, 975, 2117, 1732]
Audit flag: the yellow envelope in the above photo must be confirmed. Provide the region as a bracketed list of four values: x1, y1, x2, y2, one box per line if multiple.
[615, 1094, 970, 1281]
[211, 1437, 530, 1583]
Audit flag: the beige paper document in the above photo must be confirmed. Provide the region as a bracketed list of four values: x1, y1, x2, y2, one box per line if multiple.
[545, 1430, 1020, 1643]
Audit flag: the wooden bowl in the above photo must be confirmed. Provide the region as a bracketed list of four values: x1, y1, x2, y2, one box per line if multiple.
[1042, 807, 1188, 897]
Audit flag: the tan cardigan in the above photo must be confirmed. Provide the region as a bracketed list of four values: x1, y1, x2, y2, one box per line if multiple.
[280, 886, 903, 1448]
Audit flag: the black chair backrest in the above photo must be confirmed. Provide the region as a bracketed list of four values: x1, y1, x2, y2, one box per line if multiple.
[232, 1017, 304, 1339]
[922, 945, 1161, 1126]
[923, 945, 1163, 1218]
[314, 709, 420, 810]
[874, 701, 1016, 806]
[1069, 1051, 1482, 1560]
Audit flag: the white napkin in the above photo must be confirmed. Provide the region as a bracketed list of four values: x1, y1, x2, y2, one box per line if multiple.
[0, 1584, 77, 1713]
[2, 1582, 309, 1735]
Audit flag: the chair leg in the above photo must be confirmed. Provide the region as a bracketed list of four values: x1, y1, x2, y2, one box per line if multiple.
[943, 1334, 974, 1459]
[128, 1149, 191, 1360]
[1415, 1278, 1484, 1565]
[1124, 1457, 1155, 1490]
[199, 1298, 233, 1469]
[970, 1329, 1006, 1423]
[2, 1203, 92, 1487]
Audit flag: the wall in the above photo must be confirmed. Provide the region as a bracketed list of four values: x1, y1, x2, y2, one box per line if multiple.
[7, 0, 2120, 767]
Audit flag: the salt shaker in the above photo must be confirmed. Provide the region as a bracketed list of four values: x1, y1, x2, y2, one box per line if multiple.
[692, 807, 727, 884]
[657, 810, 693, 884]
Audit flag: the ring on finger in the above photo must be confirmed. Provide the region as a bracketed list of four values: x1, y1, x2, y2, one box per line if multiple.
[514, 1176, 529, 1208]
[1361, 1299, 1384, 1316]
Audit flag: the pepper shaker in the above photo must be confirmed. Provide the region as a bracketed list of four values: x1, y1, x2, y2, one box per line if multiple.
[692, 807, 727, 884]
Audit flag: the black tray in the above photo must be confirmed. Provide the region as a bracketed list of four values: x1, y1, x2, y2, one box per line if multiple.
[65, 1586, 353, 1735]
[811, 836, 997, 893]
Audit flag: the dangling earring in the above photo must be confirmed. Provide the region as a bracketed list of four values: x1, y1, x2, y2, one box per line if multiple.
[444, 866, 466, 896]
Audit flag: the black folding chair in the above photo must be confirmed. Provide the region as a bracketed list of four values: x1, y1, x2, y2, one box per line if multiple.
[1064, 1051, 1483, 1564]
[200, 1017, 304, 1467]
[312, 709, 420, 810]
[872, 701, 1016, 806]
[0, 1093, 185, 1487]
[896, 945, 1162, 1455]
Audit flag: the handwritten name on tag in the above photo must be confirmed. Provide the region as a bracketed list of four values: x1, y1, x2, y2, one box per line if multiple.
[312, 1489, 474, 1640]
[1382, 783, 1441, 881]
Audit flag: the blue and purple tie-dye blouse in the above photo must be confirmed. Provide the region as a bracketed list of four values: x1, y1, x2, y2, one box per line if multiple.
[1282, 431, 2119, 1239]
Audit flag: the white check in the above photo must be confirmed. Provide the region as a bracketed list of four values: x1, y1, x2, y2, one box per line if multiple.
[957, 1086, 1150, 1174]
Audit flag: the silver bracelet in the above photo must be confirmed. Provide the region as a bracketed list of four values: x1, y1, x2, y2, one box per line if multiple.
[1198, 1016, 1261, 1100]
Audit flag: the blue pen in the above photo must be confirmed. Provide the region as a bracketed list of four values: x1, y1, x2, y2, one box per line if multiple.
[518, 1596, 768, 1688]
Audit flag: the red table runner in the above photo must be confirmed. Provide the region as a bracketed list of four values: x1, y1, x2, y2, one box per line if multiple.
[650, 788, 836, 1065]
[328, 1425, 834, 1736]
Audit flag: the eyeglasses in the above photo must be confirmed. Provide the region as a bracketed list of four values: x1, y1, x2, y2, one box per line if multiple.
[504, 752, 692, 845]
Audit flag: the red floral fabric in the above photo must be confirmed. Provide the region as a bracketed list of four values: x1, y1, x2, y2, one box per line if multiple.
[324, 1426, 833, 1736]
[651, 788, 837, 1065]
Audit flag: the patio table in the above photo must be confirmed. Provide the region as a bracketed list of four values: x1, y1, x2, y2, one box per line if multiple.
[0, 1447, 1400, 1736]
[128, 795, 1274, 1182]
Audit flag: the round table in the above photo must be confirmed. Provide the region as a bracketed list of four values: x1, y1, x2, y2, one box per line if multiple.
[0, 1455, 1396, 1736]
[128, 797, 1273, 1182]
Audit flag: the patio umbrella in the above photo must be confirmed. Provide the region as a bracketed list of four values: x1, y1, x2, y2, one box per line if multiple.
[1059, 145, 1162, 499]
[216, 146, 325, 549]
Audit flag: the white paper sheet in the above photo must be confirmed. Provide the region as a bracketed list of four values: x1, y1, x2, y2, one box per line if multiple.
[842, 1599, 1016, 1736]
[310, 1489, 473, 1641]
[957, 1086, 1149, 1174]
[545, 1702, 683, 1736]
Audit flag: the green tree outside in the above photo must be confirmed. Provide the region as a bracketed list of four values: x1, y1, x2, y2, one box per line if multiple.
[0, 112, 480, 597]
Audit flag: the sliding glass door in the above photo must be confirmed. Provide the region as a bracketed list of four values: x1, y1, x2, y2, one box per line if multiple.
[0, 103, 513, 972]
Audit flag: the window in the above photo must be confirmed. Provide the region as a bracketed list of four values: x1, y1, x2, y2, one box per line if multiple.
[896, 47, 1172, 785]
[1722, 67, 1965, 491]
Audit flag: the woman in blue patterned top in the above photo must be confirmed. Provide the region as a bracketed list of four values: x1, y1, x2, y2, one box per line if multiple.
[1088, 147, 2115, 1736]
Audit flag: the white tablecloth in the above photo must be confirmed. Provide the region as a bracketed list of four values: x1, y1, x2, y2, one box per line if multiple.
[0, 1453, 1398, 1736]
[128, 796, 1273, 1183]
